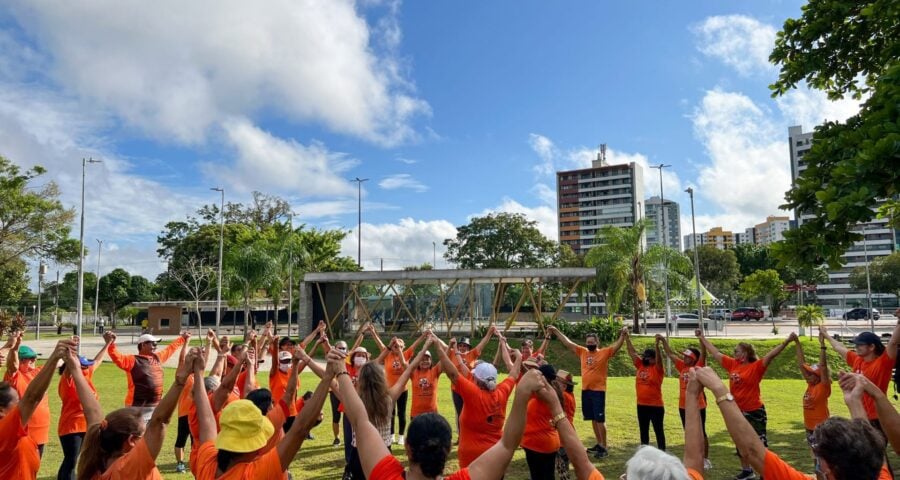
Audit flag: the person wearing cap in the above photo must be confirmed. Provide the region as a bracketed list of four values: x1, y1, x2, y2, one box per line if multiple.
[56, 332, 112, 480]
[521, 363, 564, 480]
[73, 342, 198, 480]
[173, 329, 217, 474]
[268, 331, 311, 433]
[547, 324, 627, 458]
[821, 322, 900, 426]
[792, 330, 831, 462]
[658, 333, 711, 469]
[624, 331, 666, 451]
[448, 325, 496, 442]
[3, 331, 52, 454]
[698, 329, 796, 480]
[553, 369, 577, 479]
[0, 338, 76, 480]
[436, 332, 520, 468]
[106, 329, 191, 423]
[373, 328, 428, 445]
[409, 334, 445, 419]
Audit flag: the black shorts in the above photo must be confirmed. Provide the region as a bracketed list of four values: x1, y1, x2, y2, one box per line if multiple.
[678, 407, 707, 436]
[581, 390, 606, 422]
[175, 415, 191, 448]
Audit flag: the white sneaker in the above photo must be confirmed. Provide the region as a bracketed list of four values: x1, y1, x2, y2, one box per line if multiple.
[391, 434, 397, 444]
[704, 458, 713, 471]
[398, 435, 405, 444]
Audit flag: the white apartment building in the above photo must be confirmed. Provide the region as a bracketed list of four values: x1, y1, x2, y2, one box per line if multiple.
[645, 196, 682, 250]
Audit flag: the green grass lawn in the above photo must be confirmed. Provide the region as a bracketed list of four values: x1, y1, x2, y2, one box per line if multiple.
[31, 357, 900, 479]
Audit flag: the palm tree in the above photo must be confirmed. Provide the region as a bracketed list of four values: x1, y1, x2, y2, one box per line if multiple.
[585, 218, 650, 331]
[796, 304, 825, 337]
[225, 243, 277, 339]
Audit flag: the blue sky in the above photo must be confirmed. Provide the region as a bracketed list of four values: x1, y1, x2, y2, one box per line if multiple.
[0, 1, 862, 281]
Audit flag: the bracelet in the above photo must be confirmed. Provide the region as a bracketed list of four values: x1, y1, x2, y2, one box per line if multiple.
[550, 411, 567, 428]
[175, 378, 187, 387]
[337, 371, 350, 379]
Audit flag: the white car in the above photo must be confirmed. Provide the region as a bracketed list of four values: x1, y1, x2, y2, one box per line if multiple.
[709, 309, 732, 321]
[670, 313, 713, 328]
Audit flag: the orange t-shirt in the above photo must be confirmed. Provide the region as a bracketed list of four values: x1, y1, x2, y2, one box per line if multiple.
[448, 349, 480, 393]
[177, 375, 195, 417]
[189, 391, 239, 443]
[4, 366, 50, 445]
[410, 366, 441, 417]
[261, 400, 289, 453]
[674, 359, 707, 409]
[521, 396, 560, 453]
[763, 449, 890, 479]
[191, 440, 286, 480]
[587, 469, 605, 480]
[634, 358, 664, 407]
[383, 347, 414, 389]
[456, 375, 516, 467]
[577, 346, 613, 391]
[92, 437, 163, 479]
[563, 391, 576, 423]
[58, 366, 98, 436]
[107, 338, 184, 407]
[369, 454, 470, 480]
[236, 370, 259, 398]
[0, 406, 41, 480]
[720, 356, 767, 412]
[802, 381, 831, 430]
[268, 367, 299, 416]
[846, 351, 894, 420]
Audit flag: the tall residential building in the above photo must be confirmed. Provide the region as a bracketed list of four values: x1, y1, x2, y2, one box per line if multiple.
[789, 125, 898, 311]
[645, 196, 682, 250]
[683, 227, 734, 250]
[556, 146, 645, 255]
[737, 227, 756, 245]
[683, 232, 705, 251]
[754, 215, 791, 245]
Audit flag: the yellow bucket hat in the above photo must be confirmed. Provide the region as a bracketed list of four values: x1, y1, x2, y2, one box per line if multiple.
[216, 399, 275, 453]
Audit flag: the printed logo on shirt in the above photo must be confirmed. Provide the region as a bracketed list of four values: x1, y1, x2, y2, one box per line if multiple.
[586, 355, 595, 366]
[637, 369, 651, 383]
[392, 360, 402, 372]
[730, 372, 743, 384]
[803, 391, 813, 408]
[418, 377, 432, 392]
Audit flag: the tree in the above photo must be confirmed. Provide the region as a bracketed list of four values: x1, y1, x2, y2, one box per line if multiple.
[225, 243, 277, 338]
[168, 257, 215, 334]
[443, 213, 557, 269]
[98, 268, 132, 323]
[55, 271, 98, 310]
[644, 245, 695, 310]
[0, 259, 28, 306]
[739, 269, 790, 317]
[769, 1, 900, 269]
[796, 304, 825, 337]
[733, 244, 775, 278]
[849, 252, 900, 297]
[686, 245, 741, 298]
[584, 219, 650, 331]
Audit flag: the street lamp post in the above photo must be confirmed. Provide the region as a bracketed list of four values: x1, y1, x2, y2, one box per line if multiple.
[862, 224, 874, 330]
[651, 164, 672, 336]
[685, 187, 704, 331]
[94, 239, 102, 334]
[287, 211, 301, 338]
[77, 157, 102, 353]
[351, 178, 369, 268]
[433, 241, 436, 268]
[36, 262, 46, 340]
[211, 187, 225, 334]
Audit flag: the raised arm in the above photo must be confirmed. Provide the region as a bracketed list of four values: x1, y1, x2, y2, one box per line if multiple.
[608, 327, 628, 355]
[507, 346, 522, 380]
[297, 342, 326, 379]
[847, 373, 900, 455]
[535, 372, 599, 480]
[624, 331, 639, 362]
[208, 336, 230, 380]
[471, 325, 496, 356]
[241, 349, 258, 397]
[498, 336, 514, 373]
[763, 333, 796, 367]
[886, 320, 900, 360]
[367, 323, 387, 352]
[819, 325, 849, 360]
[389, 339, 431, 400]
[20, 339, 72, 425]
[547, 325, 579, 354]
[5, 332, 21, 376]
[144, 348, 195, 459]
[682, 370, 705, 473]
[656, 334, 681, 363]
[695, 329, 723, 363]
[817, 331, 830, 384]
[213, 351, 244, 411]
[277, 360, 333, 470]
[67, 349, 103, 428]
[793, 336, 807, 375]
[695, 367, 766, 472]
[156, 332, 189, 363]
[298, 321, 323, 350]
[436, 339, 460, 383]
[467, 369, 543, 479]
[105, 333, 135, 371]
[535, 334, 550, 357]
[192, 357, 217, 444]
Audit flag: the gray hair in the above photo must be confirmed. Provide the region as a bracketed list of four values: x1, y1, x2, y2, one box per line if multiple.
[203, 376, 221, 392]
[625, 446, 690, 480]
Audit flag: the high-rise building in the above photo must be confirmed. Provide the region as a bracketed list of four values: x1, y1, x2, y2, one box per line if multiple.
[704, 227, 735, 250]
[683, 232, 705, 251]
[736, 228, 756, 245]
[789, 125, 898, 311]
[754, 215, 791, 245]
[556, 146, 645, 255]
[645, 196, 682, 250]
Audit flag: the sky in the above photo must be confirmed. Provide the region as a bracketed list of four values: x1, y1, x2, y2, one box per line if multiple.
[0, 0, 864, 282]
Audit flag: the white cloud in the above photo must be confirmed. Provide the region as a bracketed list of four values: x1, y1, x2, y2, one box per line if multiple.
[396, 157, 418, 165]
[207, 117, 358, 198]
[531, 183, 557, 207]
[529, 133, 557, 176]
[379, 174, 428, 192]
[341, 218, 458, 271]
[776, 87, 863, 130]
[477, 198, 559, 241]
[567, 146, 683, 200]
[692, 15, 777, 76]
[5, 0, 429, 146]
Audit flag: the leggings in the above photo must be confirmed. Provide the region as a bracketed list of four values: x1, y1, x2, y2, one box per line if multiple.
[524, 448, 557, 480]
[330, 391, 342, 424]
[637, 405, 666, 450]
[391, 390, 408, 435]
[58, 433, 84, 480]
[452, 390, 464, 433]
[175, 415, 191, 449]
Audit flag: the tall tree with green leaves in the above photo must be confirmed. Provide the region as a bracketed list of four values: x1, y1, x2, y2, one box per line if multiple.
[584, 219, 650, 331]
[739, 269, 790, 317]
[686, 245, 741, 298]
[443, 212, 557, 269]
[225, 242, 277, 338]
[849, 251, 900, 298]
[769, 0, 900, 269]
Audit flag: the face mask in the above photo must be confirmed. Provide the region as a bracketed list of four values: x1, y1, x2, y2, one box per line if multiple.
[642, 358, 651, 366]
[279, 363, 291, 373]
[586, 344, 597, 352]
[354, 357, 367, 367]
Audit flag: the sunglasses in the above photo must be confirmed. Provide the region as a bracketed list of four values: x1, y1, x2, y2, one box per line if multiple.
[336, 346, 348, 351]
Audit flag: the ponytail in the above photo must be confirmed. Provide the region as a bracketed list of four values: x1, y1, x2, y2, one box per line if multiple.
[77, 408, 144, 479]
[77, 423, 105, 479]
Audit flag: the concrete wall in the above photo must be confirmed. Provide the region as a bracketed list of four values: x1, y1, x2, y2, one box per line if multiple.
[147, 306, 183, 335]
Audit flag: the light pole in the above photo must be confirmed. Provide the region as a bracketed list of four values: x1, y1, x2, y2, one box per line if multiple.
[36, 262, 46, 340]
[94, 239, 102, 334]
[651, 164, 672, 336]
[287, 211, 300, 338]
[433, 241, 436, 268]
[685, 187, 704, 331]
[211, 187, 225, 334]
[77, 157, 102, 353]
[351, 177, 369, 268]
[862, 224, 874, 330]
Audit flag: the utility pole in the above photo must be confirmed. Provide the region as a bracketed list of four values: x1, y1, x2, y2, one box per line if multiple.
[685, 187, 704, 331]
[651, 164, 672, 336]
[211, 187, 225, 334]
[76, 157, 102, 354]
[36, 262, 46, 340]
[352, 177, 369, 268]
[94, 239, 102, 334]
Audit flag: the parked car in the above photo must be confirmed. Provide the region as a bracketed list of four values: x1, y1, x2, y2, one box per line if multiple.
[843, 308, 880, 320]
[709, 309, 732, 321]
[670, 313, 712, 328]
[731, 307, 764, 321]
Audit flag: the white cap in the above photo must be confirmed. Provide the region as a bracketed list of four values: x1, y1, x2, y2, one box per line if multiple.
[473, 362, 498, 383]
[278, 351, 293, 362]
[137, 334, 161, 344]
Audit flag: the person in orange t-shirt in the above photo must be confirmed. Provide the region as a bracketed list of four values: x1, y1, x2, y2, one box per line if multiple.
[0, 338, 75, 480]
[659, 333, 711, 469]
[373, 329, 424, 444]
[548, 325, 627, 458]
[3, 332, 51, 453]
[792, 331, 831, 462]
[625, 332, 666, 450]
[447, 325, 495, 441]
[409, 350, 443, 418]
[521, 364, 562, 480]
[57, 336, 111, 480]
[699, 330, 793, 480]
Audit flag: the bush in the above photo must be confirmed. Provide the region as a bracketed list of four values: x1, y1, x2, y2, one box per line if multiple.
[543, 315, 624, 343]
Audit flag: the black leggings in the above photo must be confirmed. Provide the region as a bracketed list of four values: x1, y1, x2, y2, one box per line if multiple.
[58, 433, 84, 480]
[452, 390, 464, 433]
[330, 391, 342, 424]
[637, 405, 666, 450]
[391, 390, 408, 435]
[175, 415, 191, 449]
[524, 448, 557, 480]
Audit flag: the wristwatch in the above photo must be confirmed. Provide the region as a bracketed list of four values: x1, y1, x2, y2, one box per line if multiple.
[716, 392, 734, 405]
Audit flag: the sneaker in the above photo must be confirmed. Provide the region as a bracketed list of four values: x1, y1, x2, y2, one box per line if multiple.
[586, 444, 602, 453]
[306, 433, 315, 440]
[398, 435, 405, 444]
[332, 438, 341, 446]
[391, 434, 397, 444]
[592, 446, 609, 459]
[734, 470, 757, 480]
[704, 459, 713, 471]
[175, 462, 186, 473]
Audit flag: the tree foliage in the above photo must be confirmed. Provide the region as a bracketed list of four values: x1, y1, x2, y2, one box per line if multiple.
[687, 245, 741, 298]
[849, 251, 900, 296]
[584, 219, 650, 331]
[739, 269, 790, 317]
[443, 213, 557, 269]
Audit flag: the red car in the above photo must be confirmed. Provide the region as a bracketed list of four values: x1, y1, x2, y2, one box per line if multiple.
[731, 307, 764, 321]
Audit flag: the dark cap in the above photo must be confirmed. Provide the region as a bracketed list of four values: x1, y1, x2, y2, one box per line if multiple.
[850, 331, 883, 346]
[538, 363, 557, 382]
[459, 337, 471, 347]
[642, 348, 657, 358]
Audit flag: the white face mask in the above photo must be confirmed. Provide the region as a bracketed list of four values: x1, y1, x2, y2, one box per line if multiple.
[278, 363, 292, 373]
[353, 356, 367, 367]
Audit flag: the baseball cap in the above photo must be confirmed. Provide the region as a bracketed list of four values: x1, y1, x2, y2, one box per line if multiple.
[18, 345, 37, 360]
[849, 332, 883, 346]
[458, 337, 471, 347]
[351, 346, 369, 356]
[472, 362, 497, 383]
[217, 400, 275, 453]
[556, 369, 576, 386]
[278, 351, 293, 363]
[801, 363, 819, 376]
[78, 355, 95, 368]
[137, 334, 161, 344]
[683, 349, 697, 360]
[538, 363, 557, 382]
